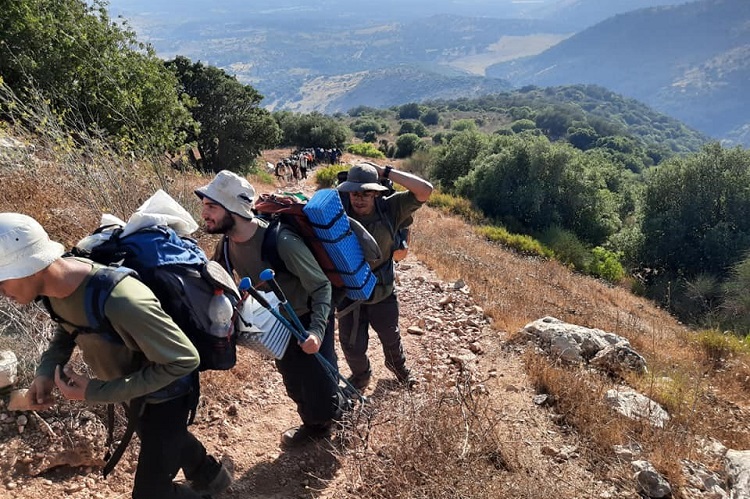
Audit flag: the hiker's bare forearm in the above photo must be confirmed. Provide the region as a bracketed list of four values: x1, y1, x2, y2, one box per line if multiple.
[376, 165, 433, 202]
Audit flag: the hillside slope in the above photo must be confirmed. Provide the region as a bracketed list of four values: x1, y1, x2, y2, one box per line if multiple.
[487, 0, 750, 144]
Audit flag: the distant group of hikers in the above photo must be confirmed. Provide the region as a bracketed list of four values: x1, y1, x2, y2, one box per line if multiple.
[273, 147, 343, 183]
[0, 161, 433, 498]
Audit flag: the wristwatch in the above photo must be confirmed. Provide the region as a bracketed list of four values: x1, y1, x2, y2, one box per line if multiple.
[383, 165, 393, 179]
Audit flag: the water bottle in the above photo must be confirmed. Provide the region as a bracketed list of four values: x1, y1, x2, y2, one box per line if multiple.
[208, 288, 234, 338]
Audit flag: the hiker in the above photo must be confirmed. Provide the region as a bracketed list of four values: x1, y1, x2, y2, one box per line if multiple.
[336, 163, 433, 390]
[0, 213, 231, 499]
[195, 171, 346, 447]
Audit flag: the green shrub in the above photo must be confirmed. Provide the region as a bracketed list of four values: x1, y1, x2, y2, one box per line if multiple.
[476, 226, 553, 258]
[347, 142, 385, 159]
[426, 192, 485, 224]
[693, 329, 750, 366]
[587, 246, 625, 283]
[539, 226, 590, 271]
[315, 164, 350, 188]
[252, 170, 275, 185]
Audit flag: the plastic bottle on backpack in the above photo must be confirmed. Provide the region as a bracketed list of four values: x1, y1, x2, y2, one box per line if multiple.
[208, 289, 234, 337]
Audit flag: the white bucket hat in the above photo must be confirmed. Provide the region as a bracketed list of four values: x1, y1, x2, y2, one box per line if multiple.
[194, 170, 256, 219]
[0, 213, 65, 281]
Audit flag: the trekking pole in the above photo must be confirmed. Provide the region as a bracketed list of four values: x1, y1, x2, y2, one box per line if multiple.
[257, 269, 365, 402]
[245, 278, 365, 404]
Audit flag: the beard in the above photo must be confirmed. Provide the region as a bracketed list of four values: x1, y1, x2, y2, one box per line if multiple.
[205, 211, 235, 234]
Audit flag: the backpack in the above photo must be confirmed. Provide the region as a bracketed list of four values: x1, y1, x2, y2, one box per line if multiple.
[336, 169, 413, 262]
[59, 225, 241, 372]
[247, 190, 380, 301]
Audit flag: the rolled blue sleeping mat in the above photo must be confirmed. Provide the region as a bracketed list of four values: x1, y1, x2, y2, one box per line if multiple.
[304, 189, 376, 300]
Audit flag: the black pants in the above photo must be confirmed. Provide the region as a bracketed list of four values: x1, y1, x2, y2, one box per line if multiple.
[338, 292, 407, 378]
[275, 313, 343, 427]
[132, 394, 215, 499]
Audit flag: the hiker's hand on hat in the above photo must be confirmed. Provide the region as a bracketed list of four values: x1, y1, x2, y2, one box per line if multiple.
[54, 364, 89, 401]
[26, 375, 55, 410]
[299, 332, 321, 354]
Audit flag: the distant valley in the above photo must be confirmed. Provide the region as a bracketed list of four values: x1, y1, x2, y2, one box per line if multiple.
[108, 0, 749, 144]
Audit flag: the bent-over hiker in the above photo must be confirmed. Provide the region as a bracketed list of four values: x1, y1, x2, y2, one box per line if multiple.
[195, 171, 346, 447]
[0, 213, 231, 499]
[336, 163, 433, 391]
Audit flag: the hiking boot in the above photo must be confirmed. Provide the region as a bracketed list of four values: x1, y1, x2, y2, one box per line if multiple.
[281, 423, 332, 448]
[347, 370, 372, 392]
[189, 456, 233, 496]
[391, 366, 417, 389]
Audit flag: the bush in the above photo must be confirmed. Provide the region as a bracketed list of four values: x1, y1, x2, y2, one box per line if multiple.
[426, 192, 485, 224]
[347, 142, 386, 159]
[314, 164, 350, 188]
[539, 226, 590, 271]
[587, 246, 625, 283]
[693, 329, 750, 367]
[476, 226, 553, 258]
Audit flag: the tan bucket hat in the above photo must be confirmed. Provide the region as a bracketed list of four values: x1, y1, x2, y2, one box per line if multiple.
[0, 213, 65, 281]
[194, 170, 256, 219]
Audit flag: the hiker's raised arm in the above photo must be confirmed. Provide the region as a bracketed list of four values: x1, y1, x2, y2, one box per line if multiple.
[377, 164, 433, 202]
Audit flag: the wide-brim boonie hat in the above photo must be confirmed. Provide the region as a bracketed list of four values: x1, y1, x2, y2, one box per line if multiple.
[195, 170, 256, 219]
[336, 163, 389, 193]
[0, 213, 65, 281]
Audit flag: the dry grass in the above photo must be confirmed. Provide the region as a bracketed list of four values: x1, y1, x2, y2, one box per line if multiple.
[411, 205, 750, 492]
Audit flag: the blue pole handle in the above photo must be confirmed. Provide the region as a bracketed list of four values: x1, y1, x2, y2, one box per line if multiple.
[260, 268, 287, 304]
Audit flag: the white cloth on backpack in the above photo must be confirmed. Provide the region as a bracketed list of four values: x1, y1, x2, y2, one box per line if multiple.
[76, 190, 199, 251]
[121, 189, 199, 237]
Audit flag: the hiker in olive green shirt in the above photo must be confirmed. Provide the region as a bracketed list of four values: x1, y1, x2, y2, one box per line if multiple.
[336, 163, 433, 391]
[195, 171, 345, 447]
[0, 213, 231, 499]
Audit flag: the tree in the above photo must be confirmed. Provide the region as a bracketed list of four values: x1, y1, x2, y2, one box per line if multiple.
[394, 133, 422, 158]
[350, 118, 388, 138]
[167, 56, 280, 172]
[457, 135, 620, 245]
[641, 143, 750, 279]
[398, 120, 427, 137]
[420, 108, 440, 126]
[451, 119, 478, 132]
[430, 130, 487, 190]
[398, 103, 421, 120]
[273, 111, 350, 149]
[1, 0, 194, 152]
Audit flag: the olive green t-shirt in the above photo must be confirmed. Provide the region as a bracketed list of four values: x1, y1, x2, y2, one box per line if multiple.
[348, 190, 424, 302]
[211, 219, 332, 340]
[37, 261, 200, 404]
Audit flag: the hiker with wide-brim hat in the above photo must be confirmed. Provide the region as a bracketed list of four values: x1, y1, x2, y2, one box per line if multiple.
[0, 212, 231, 498]
[335, 162, 433, 391]
[196, 170, 347, 448]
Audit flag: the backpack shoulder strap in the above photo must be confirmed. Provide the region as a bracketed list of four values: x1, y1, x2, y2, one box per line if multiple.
[41, 266, 135, 340]
[85, 267, 134, 331]
[260, 217, 287, 274]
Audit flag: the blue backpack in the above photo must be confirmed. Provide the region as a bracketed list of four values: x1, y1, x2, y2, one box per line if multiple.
[47, 225, 240, 372]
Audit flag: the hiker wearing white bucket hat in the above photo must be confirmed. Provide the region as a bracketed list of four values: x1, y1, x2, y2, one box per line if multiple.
[0, 212, 231, 498]
[335, 162, 433, 391]
[0, 213, 64, 283]
[195, 172, 348, 448]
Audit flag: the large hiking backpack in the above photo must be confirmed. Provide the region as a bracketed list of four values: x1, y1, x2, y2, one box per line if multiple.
[66, 225, 241, 372]
[250, 190, 380, 300]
